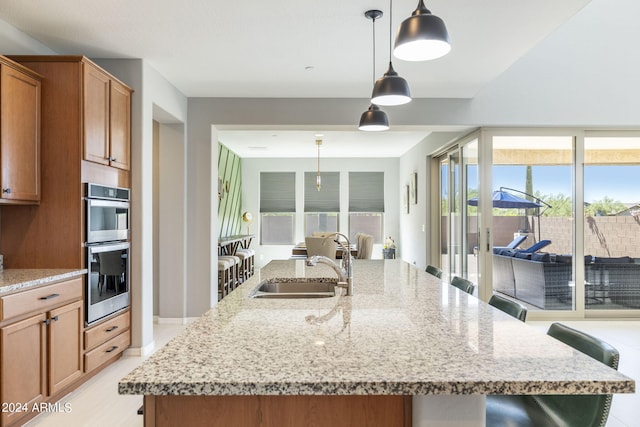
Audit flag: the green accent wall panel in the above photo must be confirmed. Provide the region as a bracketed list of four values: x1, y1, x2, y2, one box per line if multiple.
[218, 143, 242, 237]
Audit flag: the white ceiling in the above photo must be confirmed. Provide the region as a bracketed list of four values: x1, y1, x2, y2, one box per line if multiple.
[0, 0, 592, 157]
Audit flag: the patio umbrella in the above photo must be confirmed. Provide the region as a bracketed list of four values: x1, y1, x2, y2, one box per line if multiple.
[468, 189, 547, 240]
[467, 190, 543, 209]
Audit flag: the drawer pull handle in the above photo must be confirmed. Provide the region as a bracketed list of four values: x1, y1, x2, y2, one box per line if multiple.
[105, 346, 119, 353]
[52, 315, 59, 322]
[39, 293, 60, 300]
[43, 319, 50, 325]
[105, 326, 119, 332]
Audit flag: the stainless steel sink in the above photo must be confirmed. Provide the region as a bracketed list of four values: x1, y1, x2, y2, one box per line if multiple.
[249, 279, 337, 298]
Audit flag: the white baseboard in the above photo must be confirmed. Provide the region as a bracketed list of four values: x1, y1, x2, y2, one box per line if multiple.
[154, 316, 197, 325]
[124, 340, 156, 357]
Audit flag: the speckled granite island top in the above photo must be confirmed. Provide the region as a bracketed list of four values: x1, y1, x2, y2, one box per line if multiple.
[119, 260, 634, 397]
[0, 268, 87, 294]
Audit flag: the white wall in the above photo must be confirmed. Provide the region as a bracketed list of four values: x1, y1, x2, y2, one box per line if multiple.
[94, 59, 188, 353]
[241, 157, 399, 267]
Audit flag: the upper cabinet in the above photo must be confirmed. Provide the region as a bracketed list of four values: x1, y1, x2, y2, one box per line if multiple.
[0, 57, 41, 203]
[83, 62, 131, 171]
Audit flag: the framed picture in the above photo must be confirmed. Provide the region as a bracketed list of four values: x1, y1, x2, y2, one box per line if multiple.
[404, 185, 410, 214]
[410, 172, 418, 205]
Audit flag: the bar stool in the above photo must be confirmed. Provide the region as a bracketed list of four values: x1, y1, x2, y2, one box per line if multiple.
[219, 255, 241, 292]
[217, 258, 233, 300]
[236, 248, 255, 280]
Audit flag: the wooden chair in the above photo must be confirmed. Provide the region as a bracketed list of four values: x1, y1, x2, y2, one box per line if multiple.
[486, 322, 620, 427]
[425, 264, 443, 278]
[450, 276, 475, 295]
[489, 294, 527, 321]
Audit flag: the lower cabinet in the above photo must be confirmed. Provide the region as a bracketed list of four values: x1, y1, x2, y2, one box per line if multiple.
[0, 299, 82, 427]
[84, 310, 130, 374]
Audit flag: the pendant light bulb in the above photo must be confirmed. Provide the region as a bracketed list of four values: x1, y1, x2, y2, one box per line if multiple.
[316, 137, 322, 191]
[394, 0, 451, 62]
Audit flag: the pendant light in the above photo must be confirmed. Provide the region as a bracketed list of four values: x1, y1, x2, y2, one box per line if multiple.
[394, 0, 451, 62]
[315, 136, 322, 191]
[359, 10, 389, 132]
[371, 0, 411, 106]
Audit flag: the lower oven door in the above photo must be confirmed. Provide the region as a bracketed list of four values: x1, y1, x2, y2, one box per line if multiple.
[86, 241, 130, 325]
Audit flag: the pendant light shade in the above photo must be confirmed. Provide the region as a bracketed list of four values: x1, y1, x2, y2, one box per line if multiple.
[371, 0, 411, 106]
[359, 104, 390, 132]
[394, 0, 451, 62]
[371, 62, 411, 106]
[359, 10, 389, 132]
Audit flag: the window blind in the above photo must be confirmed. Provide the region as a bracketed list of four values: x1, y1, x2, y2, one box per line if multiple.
[304, 172, 340, 212]
[260, 172, 295, 212]
[349, 172, 384, 212]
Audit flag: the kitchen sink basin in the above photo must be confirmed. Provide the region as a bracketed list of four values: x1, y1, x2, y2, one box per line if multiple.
[249, 279, 337, 298]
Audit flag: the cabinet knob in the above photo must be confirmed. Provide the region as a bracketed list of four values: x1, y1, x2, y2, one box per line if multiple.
[111, 157, 117, 162]
[2, 188, 11, 194]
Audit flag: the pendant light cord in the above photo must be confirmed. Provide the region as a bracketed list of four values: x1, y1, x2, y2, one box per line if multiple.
[389, 0, 393, 62]
[372, 14, 376, 84]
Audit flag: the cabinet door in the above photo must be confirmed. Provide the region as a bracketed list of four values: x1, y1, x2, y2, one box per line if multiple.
[0, 312, 47, 427]
[109, 80, 131, 171]
[0, 63, 41, 201]
[48, 300, 83, 395]
[83, 62, 110, 166]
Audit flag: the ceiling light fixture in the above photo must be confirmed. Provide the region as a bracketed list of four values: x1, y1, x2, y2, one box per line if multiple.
[394, 0, 451, 62]
[371, 0, 411, 106]
[315, 136, 323, 191]
[359, 10, 389, 132]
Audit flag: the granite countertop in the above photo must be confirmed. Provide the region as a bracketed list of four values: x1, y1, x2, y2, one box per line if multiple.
[0, 269, 87, 295]
[119, 259, 635, 396]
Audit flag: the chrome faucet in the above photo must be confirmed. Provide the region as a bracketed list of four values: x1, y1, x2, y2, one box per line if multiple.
[306, 233, 353, 295]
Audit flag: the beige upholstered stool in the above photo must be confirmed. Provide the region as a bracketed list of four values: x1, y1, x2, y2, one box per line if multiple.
[217, 258, 233, 300]
[219, 255, 241, 292]
[235, 249, 255, 282]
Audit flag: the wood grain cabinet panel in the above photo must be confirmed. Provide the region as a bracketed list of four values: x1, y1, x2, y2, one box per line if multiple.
[83, 61, 131, 171]
[0, 312, 47, 427]
[83, 62, 110, 167]
[0, 59, 41, 203]
[48, 300, 83, 395]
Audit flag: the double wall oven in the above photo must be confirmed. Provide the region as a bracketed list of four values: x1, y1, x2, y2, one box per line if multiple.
[85, 183, 130, 325]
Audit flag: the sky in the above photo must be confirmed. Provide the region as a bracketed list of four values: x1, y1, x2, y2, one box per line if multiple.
[464, 165, 640, 204]
[496, 165, 639, 203]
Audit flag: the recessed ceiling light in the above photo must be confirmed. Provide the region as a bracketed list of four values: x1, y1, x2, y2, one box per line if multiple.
[248, 146, 268, 150]
[305, 66, 315, 71]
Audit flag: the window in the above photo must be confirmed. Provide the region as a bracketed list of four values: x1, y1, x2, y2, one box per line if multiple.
[348, 172, 384, 243]
[304, 172, 339, 236]
[260, 172, 295, 244]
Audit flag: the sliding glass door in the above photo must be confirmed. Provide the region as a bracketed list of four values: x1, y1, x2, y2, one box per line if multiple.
[437, 137, 479, 286]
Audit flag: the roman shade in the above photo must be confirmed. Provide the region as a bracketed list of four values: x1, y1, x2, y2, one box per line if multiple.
[349, 172, 384, 212]
[304, 172, 339, 212]
[260, 172, 295, 213]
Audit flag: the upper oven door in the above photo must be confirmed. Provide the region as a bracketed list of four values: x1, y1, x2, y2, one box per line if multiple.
[86, 198, 130, 243]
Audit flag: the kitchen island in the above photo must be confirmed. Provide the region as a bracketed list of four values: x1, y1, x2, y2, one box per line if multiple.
[119, 260, 634, 426]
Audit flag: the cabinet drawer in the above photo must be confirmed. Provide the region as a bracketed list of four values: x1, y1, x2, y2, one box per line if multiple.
[0, 277, 82, 321]
[84, 310, 130, 351]
[84, 330, 130, 374]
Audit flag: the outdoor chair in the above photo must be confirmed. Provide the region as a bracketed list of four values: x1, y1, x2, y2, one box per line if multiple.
[518, 239, 551, 253]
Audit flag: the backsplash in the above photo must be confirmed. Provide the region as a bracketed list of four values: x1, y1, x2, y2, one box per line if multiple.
[218, 143, 242, 237]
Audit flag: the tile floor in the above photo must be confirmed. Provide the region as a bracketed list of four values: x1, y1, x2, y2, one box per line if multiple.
[25, 321, 639, 427]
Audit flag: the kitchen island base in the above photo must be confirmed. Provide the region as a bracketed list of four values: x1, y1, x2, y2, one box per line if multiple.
[143, 395, 411, 427]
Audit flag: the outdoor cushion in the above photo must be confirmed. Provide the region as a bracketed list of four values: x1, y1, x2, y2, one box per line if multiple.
[531, 252, 550, 262]
[594, 256, 632, 264]
[519, 240, 551, 253]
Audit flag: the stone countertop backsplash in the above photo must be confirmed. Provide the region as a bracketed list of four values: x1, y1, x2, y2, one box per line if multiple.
[119, 259, 635, 397]
[0, 269, 87, 295]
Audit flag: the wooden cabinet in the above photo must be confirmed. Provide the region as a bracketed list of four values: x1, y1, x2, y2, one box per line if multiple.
[0, 313, 46, 427]
[84, 310, 130, 373]
[0, 279, 83, 427]
[83, 61, 131, 171]
[0, 57, 41, 203]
